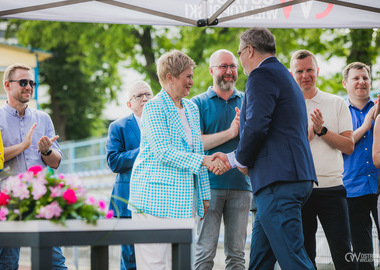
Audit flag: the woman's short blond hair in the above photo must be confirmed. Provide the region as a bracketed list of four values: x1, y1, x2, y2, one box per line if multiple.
[156, 50, 196, 86]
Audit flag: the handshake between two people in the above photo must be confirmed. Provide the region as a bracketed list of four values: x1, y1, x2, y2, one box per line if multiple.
[202, 152, 230, 175]
[202, 152, 249, 176]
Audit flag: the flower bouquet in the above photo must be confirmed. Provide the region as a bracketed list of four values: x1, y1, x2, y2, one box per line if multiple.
[0, 165, 113, 225]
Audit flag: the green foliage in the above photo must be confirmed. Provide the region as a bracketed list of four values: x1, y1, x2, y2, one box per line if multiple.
[4, 20, 378, 141]
[348, 29, 376, 65]
[179, 27, 378, 96]
[179, 27, 246, 97]
[6, 21, 135, 140]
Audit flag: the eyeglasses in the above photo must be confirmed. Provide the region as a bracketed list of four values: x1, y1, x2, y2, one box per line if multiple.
[9, 79, 37, 88]
[237, 46, 249, 57]
[130, 92, 152, 101]
[212, 64, 238, 71]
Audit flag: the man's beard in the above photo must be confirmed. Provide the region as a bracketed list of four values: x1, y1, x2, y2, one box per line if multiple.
[216, 75, 237, 91]
[14, 92, 31, 103]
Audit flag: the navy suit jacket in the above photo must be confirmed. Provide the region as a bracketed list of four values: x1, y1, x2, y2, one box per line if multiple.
[236, 57, 317, 194]
[106, 114, 140, 217]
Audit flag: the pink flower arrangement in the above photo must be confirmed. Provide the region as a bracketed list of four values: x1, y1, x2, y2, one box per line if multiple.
[63, 189, 77, 204]
[0, 193, 10, 206]
[0, 165, 113, 225]
[106, 209, 114, 219]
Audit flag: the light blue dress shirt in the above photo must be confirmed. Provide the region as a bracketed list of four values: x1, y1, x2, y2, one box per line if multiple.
[0, 102, 61, 175]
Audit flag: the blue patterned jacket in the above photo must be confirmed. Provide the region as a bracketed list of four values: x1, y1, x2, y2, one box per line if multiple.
[128, 89, 211, 218]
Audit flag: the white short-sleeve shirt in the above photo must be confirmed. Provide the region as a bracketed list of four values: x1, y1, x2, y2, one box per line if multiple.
[306, 89, 353, 188]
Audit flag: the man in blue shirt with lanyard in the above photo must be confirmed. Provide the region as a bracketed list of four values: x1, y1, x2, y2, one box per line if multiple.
[342, 62, 380, 270]
[192, 49, 252, 270]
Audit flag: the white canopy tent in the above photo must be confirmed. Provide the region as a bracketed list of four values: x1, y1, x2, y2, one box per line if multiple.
[0, 0, 379, 28]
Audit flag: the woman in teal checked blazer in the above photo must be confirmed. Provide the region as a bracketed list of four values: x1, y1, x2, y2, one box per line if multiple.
[128, 50, 228, 269]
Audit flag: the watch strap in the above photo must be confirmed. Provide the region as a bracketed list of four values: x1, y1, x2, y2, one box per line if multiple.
[41, 148, 53, 156]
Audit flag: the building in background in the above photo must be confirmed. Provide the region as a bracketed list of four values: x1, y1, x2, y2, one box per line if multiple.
[0, 43, 52, 108]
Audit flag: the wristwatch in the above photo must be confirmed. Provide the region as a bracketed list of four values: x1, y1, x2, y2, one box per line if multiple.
[41, 148, 53, 156]
[316, 127, 328, 137]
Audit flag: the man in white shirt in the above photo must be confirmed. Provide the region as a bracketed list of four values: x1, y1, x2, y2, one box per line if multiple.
[290, 50, 355, 270]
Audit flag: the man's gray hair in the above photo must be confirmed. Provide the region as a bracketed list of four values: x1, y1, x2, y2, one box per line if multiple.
[126, 81, 152, 101]
[239, 27, 276, 55]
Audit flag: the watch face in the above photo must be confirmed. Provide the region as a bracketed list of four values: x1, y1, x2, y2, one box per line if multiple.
[318, 127, 327, 136]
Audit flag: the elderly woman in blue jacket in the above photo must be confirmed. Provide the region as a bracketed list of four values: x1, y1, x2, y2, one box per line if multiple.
[128, 50, 228, 269]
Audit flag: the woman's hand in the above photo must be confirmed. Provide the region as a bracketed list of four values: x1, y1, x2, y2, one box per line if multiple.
[201, 200, 210, 221]
[202, 155, 230, 175]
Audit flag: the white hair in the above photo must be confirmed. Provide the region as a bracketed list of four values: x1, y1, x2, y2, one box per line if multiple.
[126, 81, 152, 100]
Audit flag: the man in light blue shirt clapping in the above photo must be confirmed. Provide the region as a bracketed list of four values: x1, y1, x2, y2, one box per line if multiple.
[0, 63, 66, 270]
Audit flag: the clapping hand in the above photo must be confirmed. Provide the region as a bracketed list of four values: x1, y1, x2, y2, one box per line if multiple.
[21, 123, 37, 150]
[228, 107, 240, 139]
[373, 94, 380, 121]
[38, 135, 59, 154]
[310, 109, 324, 135]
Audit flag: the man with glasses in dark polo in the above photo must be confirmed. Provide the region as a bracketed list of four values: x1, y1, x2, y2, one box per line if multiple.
[0, 63, 66, 269]
[192, 49, 252, 270]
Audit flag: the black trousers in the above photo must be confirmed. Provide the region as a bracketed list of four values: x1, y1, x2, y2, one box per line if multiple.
[302, 185, 356, 270]
[347, 194, 380, 270]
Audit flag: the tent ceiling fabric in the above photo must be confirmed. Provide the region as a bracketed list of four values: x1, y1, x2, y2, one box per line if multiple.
[0, 0, 379, 28]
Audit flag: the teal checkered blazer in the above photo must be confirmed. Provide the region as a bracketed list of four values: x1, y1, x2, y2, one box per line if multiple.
[128, 89, 211, 218]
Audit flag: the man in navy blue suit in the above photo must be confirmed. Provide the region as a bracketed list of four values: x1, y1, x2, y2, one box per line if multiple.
[215, 27, 317, 269]
[106, 81, 153, 270]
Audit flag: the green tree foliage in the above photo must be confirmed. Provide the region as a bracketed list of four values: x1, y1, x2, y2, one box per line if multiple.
[6, 21, 136, 140]
[125, 26, 181, 92]
[348, 29, 377, 66]
[179, 27, 379, 96]
[179, 27, 335, 96]
[5, 20, 378, 140]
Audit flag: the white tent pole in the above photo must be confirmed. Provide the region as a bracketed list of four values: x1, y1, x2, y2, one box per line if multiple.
[0, 0, 378, 28]
[98, 0, 197, 25]
[0, 0, 92, 16]
[0, 0, 198, 26]
[208, 0, 235, 25]
[218, 0, 380, 24]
